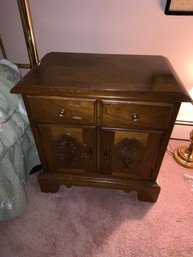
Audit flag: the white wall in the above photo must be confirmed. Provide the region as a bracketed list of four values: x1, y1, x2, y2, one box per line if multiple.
[0, 0, 193, 137]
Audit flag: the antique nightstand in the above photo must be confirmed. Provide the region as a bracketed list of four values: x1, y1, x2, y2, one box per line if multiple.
[11, 52, 191, 202]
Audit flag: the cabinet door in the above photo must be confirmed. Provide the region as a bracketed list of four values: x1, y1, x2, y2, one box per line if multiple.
[100, 128, 162, 180]
[38, 125, 97, 174]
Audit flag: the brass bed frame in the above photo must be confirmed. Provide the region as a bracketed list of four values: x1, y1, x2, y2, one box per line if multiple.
[0, 0, 39, 69]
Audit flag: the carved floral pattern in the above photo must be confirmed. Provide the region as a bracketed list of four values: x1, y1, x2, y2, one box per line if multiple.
[111, 137, 146, 174]
[56, 134, 87, 168]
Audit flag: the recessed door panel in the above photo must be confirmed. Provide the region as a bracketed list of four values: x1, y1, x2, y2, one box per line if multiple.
[38, 125, 97, 174]
[100, 128, 162, 180]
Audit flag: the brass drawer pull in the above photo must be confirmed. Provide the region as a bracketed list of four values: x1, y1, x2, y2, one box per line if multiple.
[131, 113, 140, 122]
[59, 109, 66, 117]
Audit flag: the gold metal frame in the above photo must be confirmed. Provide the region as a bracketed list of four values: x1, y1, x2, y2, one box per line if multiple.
[17, 0, 39, 68]
[0, 34, 7, 59]
[0, 0, 38, 69]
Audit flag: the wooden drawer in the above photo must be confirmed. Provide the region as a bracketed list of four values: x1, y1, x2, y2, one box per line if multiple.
[102, 101, 173, 129]
[26, 96, 95, 124]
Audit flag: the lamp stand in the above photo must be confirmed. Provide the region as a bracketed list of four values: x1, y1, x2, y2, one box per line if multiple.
[173, 130, 193, 169]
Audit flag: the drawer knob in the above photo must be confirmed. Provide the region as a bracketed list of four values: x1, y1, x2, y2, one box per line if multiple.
[59, 109, 66, 117]
[131, 113, 140, 122]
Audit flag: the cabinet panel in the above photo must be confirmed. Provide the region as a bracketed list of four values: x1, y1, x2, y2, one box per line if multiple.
[100, 128, 162, 180]
[102, 101, 172, 129]
[38, 125, 97, 174]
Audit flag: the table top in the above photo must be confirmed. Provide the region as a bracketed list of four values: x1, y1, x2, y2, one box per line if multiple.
[11, 52, 191, 102]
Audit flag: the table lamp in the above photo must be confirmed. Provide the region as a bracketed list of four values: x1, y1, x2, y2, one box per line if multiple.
[173, 89, 193, 169]
[173, 130, 193, 168]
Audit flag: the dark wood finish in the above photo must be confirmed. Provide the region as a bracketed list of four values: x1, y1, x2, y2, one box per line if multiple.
[102, 101, 173, 129]
[38, 125, 97, 174]
[11, 52, 191, 202]
[100, 128, 162, 180]
[26, 96, 95, 124]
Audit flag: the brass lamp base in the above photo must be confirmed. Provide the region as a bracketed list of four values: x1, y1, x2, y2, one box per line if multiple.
[173, 146, 193, 169]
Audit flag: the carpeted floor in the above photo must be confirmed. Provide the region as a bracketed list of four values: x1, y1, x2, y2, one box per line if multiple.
[0, 140, 193, 257]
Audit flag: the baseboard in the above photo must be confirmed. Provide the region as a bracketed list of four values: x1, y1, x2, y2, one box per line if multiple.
[171, 120, 193, 140]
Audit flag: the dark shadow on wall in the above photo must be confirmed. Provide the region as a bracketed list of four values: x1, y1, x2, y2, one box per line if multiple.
[160, 0, 167, 11]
